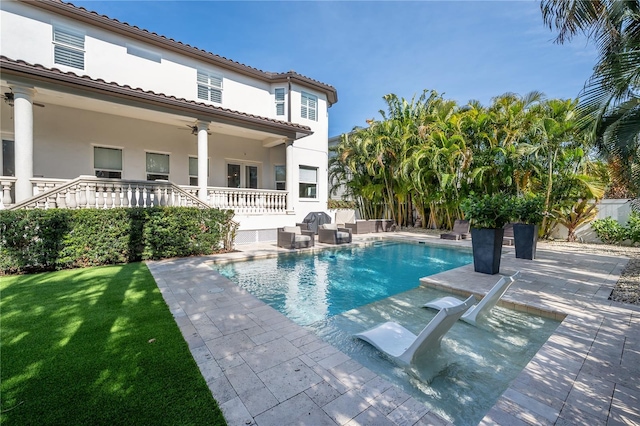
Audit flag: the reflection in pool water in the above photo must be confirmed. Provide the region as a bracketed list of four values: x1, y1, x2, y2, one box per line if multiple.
[212, 241, 559, 425]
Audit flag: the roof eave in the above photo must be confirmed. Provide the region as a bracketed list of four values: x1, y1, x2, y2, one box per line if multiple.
[0, 57, 313, 140]
[21, 0, 338, 105]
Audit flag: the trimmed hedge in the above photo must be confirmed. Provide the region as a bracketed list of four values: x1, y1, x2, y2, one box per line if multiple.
[0, 207, 234, 274]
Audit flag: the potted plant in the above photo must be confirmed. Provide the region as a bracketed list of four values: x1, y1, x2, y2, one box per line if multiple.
[461, 193, 513, 275]
[512, 196, 544, 259]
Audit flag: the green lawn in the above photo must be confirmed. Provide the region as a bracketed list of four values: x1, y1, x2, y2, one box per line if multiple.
[0, 263, 226, 425]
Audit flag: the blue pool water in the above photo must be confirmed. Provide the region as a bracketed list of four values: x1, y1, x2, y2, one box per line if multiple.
[214, 241, 473, 325]
[212, 240, 560, 425]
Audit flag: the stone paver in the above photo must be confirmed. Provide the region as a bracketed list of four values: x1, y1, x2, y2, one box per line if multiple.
[146, 233, 638, 425]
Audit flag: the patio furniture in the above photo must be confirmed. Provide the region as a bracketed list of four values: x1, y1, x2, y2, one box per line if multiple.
[503, 222, 515, 246]
[277, 225, 315, 249]
[440, 219, 471, 240]
[423, 271, 521, 325]
[374, 219, 395, 232]
[298, 211, 332, 234]
[318, 223, 352, 244]
[354, 296, 474, 368]
[345, 220, 375, 234]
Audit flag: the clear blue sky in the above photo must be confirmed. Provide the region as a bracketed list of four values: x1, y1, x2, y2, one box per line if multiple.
[73, 1, 597, 137]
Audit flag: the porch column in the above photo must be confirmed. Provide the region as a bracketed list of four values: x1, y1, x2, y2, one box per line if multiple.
[12, 85, 36, 203]
[196, 121, 209, 203]
[285, 140, 295, 212]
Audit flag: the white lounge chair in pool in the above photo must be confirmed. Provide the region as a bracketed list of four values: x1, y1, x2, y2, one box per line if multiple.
[423, 271, 521, 325]
[354, 296, 475, 368]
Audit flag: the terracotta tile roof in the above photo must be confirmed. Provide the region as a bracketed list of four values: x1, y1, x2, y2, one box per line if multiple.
[23, 0, 338, 105]
[0, 56, 313, 137]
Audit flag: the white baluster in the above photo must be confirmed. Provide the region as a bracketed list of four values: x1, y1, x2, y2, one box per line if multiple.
[96, 185, 105, 209]
[106, 185, 114, 208]
[56, 190, 67, 208]
[87, 182, 97, 208]
[1, 181, 13, 207]
[79, 182, 88, 208]
[128, 184, 135, 207]
[113, 185, 122, 207]
[68, 186, 77, 209]
[137, 184, 145, 207]
[160, 187, 167, 206]
[153, 186, 161, 207]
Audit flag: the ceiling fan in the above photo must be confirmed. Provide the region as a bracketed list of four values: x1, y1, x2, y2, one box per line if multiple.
[3, 92, 45, 108]
[178, 124, 211, 135]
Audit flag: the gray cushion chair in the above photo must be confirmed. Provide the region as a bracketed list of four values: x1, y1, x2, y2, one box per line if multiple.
[440, 219, 471, 240]
[318, 223, 352, 244]
[277, 225, 315, 249]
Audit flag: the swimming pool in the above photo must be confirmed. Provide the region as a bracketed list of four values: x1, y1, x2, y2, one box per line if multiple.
[213, 240, 473, 325]
[212, 241, 559, 424]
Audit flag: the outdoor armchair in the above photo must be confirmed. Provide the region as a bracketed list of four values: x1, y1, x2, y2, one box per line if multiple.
[318, 223, 352, 244]
[277, 225, 315, 249]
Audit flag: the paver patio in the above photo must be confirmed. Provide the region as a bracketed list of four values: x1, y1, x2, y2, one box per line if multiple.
[146, 233, 639, 426]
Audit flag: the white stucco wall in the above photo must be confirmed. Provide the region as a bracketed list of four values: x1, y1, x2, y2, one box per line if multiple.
[0, 1, 330, 129]
[1, 1, 333, 229]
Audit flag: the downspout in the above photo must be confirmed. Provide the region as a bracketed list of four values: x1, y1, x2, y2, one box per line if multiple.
[287, 76, 292, 123]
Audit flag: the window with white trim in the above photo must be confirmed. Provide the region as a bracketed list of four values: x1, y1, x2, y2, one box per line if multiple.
[189, 156, 209, 186]
[227, 162, 260, 188]
[197, 71, 223, 103]
[53, 26, 85, 69]
[301, 92, 317, 121]
[275, 88, 285, 116]
[94, 146, 122, 178]
[146, 152, 169, 181]
[299, 166, 317, 199]
[274, 165, 286, 190]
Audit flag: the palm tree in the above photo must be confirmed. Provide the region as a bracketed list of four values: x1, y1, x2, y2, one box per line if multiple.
[541, 0, 640, 195]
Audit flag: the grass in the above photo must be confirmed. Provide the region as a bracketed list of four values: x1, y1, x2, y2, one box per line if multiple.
[0, 263, 226, 425]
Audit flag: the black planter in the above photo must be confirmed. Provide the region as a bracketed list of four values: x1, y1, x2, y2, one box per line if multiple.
[513, 223, 539, 260]
[470, 227, 504, 275]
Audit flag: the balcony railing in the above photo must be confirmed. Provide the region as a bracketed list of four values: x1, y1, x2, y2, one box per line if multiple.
[8, 176, 209, 210]
[181, 186, 287, 214]
[1, 177, 288, 214]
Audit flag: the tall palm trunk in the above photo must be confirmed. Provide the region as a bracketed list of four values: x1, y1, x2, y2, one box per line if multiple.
[541, 148, 555, 235]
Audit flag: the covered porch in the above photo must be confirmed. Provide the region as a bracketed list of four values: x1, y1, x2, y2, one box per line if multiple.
[0, 57, 316, 232]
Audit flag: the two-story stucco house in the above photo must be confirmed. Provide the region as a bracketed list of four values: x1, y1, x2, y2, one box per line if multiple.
[0, 0, 337, 244]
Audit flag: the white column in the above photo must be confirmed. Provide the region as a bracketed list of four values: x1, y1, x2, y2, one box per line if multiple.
[285, 140, 295, 212]
[12, 85, 36, 203]
[197, 121, 209, 202]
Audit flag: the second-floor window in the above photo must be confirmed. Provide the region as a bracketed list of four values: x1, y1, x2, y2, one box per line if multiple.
[53, 26, 85, 70]
[301, 92, 317, 121]
[275, 88, 285, 116]
[197, 71, 223, 104]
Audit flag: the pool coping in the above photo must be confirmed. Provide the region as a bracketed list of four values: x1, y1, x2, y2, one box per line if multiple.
[146, 233, 640, 425]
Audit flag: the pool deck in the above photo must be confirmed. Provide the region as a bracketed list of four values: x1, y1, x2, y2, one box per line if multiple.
[146, 233, 640, 426]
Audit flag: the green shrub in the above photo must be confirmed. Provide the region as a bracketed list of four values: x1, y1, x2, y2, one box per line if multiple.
[0, 207, 234, 274]
[513, 195, 545, 225]
[461, 193, 512, 229]
[627, 211, 640, 244]
[591, 217, 627, 244]
[142, 207, 228, 260]
[0, 209, 71, 274]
